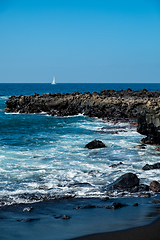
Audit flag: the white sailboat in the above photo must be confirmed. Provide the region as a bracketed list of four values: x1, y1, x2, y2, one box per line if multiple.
[51, 76, 56, 84]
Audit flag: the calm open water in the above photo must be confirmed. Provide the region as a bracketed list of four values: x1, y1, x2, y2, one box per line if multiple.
[0, 83, 160, 206]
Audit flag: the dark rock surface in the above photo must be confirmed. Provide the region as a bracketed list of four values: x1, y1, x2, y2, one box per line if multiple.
[137, 112, 160, 145]
[85, 139, 105, 149]
[150, 181, 160, 192]
[130, 184, 149, 193]
[142, 163, 160, 170]
[108, 173, 139, 190]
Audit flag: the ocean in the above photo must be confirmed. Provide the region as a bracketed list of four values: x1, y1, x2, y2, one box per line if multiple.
[0, 83, 160, 207]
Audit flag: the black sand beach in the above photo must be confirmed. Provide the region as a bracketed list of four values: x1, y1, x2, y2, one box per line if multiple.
[72, 217, 160, 240]
[1, 196, 160, 240]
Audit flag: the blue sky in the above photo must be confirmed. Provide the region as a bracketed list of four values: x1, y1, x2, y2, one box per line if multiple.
[0, 0, 160, 83]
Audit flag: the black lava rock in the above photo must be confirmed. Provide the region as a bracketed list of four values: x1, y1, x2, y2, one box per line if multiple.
[108, 173, 139, 190]
[142, 163, 160, 170]
[85, 139, 105, 149]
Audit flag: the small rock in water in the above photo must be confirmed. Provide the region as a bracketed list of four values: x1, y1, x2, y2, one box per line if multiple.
[133, 203, 138, 207]
[75, 204, 96, 209]
[109, 162, 123, 168]
[150, 181, 160, 192]
[61, 215, 70, 220]
[105, 202, 127, 210]
[142, 163, 160, 170]
[85, 139, 105, 149]
[134, 145, 146, 149]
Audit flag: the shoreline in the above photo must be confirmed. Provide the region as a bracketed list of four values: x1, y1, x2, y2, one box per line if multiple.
[71, 216, 160, 240]
[1, 196, 160, 240]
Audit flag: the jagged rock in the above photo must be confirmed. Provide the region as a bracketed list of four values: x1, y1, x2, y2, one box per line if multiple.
[138, 112, 160, 145]
[150, 181, 160, 192]
[142, 163, 160, 170]
[108, 173, 139, 190]
[85, 139, 105, 149]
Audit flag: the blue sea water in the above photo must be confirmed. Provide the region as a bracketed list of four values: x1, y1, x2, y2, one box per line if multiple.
[0, 83, 160, 206]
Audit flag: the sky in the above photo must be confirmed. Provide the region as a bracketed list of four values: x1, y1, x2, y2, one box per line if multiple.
[0, 0, 160, 83]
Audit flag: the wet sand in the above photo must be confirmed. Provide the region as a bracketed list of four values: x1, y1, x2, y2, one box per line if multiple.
[72, 217, 160, 240]
[0, 197, 160, 240]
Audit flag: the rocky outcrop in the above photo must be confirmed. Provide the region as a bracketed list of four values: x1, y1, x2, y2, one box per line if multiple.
[5, 89, 160, 121]
[5, 89, 160, 143]
[107, 173, 139, 190]
[85, 139, 105, 149]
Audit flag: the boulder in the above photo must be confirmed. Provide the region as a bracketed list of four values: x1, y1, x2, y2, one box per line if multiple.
[85, 139, 105, 149]
[142, 163, 160, 170]
[150, 181, 160, 192]
[108, 173, 139, 190]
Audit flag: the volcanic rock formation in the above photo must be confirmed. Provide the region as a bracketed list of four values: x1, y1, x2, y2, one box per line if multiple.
[5, 89, 160, 144]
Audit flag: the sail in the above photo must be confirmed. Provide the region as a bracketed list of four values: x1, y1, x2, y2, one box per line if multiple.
[51, 76, 56, 84]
